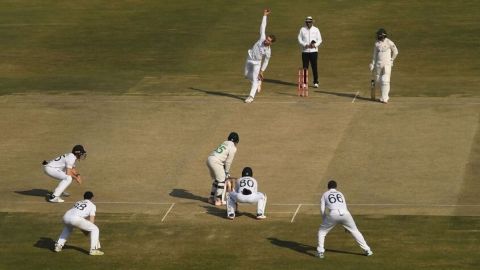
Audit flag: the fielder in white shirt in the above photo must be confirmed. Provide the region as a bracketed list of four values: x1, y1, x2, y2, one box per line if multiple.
[369, 28, 398, 103]
[54, 191, 104, 256]
[206, 132, 239, 206]
[226, 167, 267, 220]
[244, 9, 276, 104]
[298, 16, 322, 88]
[317, 180, 373, 259]
[42, 145, 86, 203]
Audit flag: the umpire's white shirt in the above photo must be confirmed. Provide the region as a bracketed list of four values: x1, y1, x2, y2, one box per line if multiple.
[298, 25, 322, 53]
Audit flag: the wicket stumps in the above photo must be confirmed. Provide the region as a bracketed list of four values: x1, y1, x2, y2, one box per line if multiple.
[297, 68, 308, 97]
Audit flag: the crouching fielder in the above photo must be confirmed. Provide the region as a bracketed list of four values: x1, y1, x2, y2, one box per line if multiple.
[226, 167, 267, 220]
[369, 28, 398, 103]
[317, 180, 372, 259]
[54, 191, 104, 256]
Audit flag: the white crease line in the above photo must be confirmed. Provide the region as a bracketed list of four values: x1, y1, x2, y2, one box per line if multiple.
[161, 203, 175, 222]
[8, 201, 480, 207]
[290, 204, 302, 223]
[352, 91, 360, 103]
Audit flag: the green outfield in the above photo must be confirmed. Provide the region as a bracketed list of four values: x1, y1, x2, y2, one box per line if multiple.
[0, 1, 479, 270]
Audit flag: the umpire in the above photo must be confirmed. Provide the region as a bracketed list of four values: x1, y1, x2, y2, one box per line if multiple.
[297, 16, 322, 88]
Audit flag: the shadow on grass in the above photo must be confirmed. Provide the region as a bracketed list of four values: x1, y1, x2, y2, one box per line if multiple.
[267, 237, 317, 257]
[169, 188, 207, 203]
[325, 248, 365, 257]
[15, 188, 50, 197]
[34, 237, 89, 255]
[263, 78, 297, 87]
[189, 87, 244, 101]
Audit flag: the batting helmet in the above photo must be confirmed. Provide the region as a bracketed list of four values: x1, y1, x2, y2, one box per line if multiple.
[242, 167, 253, 177]
[72, 145, 87, 159]
[376, 28, 387, 40]
[228, 132, 239, 144]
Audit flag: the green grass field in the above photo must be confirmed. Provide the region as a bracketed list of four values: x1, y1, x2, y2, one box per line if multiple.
[1, 1, 479, 270]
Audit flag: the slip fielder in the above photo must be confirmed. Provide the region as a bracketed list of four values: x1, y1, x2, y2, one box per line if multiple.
[54, 191, 104, 256]
[317, 180, 373, 259]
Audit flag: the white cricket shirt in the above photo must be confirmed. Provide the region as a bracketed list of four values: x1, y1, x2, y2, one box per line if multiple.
[209, 140, 237, 173]
[320, 188, 348, 215]
[46, 153, 77, 170]
[65, 199, 96, 218]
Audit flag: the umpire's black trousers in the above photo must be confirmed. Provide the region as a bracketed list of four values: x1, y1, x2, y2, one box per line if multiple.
[302, 52, 319, 84]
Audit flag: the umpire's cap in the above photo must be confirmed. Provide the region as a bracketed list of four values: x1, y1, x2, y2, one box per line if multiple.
[84, 191, 94, 200]
[228, 132, 239, 144]
[242, 167, 253, 177]
[305, 16, 313, 22]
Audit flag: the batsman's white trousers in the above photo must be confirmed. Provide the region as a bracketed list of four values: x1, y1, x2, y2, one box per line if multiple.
[244, 58, 261, 98]
[43, 166, 72, 197]
[317, 209, 371, 253]
[57, 213, 101, 251]
[206, 156, 226, 198]
[374, 62, 392, 102]
[227, 191, 267, 216]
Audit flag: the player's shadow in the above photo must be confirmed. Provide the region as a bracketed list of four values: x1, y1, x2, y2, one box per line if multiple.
[202, 205, 227, 219]
[15, 188, 50, 197]
[267, 237, 317, 257]
[169, 188, 207, 203]
[314, 90, 372, 101]
[34, 237, 89, 254]
[263, 78, 297, 87]
[325, 248, 366, 256]
[189, 87, 244, 101]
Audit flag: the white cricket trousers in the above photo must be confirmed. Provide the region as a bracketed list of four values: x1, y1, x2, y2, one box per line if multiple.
[57, 213, 101, 251]
[227, 191, 267, 216]
[317, 210, 371, 253]
[43, 166, 72, 197]
[206, 156, 226, 199]
[244, 58, 261, 98]
[374, 62, 392, 102]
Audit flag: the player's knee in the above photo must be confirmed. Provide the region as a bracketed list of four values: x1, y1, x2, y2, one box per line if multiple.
[63, 175, 73, 184]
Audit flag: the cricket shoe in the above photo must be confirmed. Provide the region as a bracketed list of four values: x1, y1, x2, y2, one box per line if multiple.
[314, 83, 319, 88]
[317, 252, 325, 259]
[365, 250, 373, 256]
[89, 249, 104, 256]
[244, 96, 254, 103]
[49, 196, 64, 203]
[54, 243, 63, 252]
[227, 213, 235, 220]
[61, 192, 70, 197]
[256, 213, 267, 220]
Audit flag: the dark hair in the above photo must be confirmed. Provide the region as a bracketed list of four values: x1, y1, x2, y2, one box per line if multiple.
[268, 34, 276, 43]
[84, 191, 94, 200]
[327, 180, 337, 189]
[228, 132, 239, 143]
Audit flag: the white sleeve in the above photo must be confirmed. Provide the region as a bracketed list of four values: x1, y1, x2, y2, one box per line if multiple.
[90, 204, 96, 217]
[261, 53, 270, 72]
[224, 147, 237, 173]
[297, 28, 307, 47]
[320, 194, 326, 215]
[65, 154, 76, 169]
[259, 15, 267, 40]
[371, 44, 377, 65]
[316, 28, 322, 46]
[390, 41, 398, 61]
